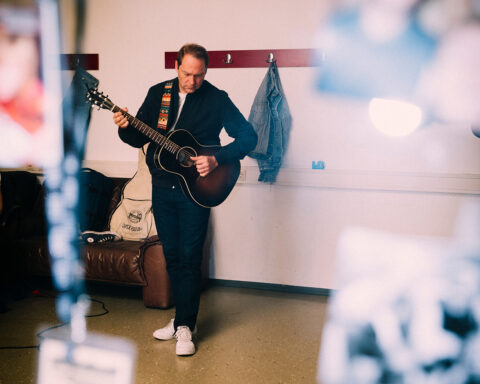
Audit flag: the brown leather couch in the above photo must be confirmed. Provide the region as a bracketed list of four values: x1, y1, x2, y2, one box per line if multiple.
[1, 171, 208, 309]
[20, 234, 173, 308]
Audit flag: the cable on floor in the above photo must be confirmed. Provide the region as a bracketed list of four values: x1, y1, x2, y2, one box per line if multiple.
[0, 292, 109, 350]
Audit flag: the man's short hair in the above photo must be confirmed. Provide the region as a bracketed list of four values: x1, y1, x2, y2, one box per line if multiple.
[177, 43, 209, 68]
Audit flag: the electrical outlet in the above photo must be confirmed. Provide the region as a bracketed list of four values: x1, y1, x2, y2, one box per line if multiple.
[312, 161, 325, 170]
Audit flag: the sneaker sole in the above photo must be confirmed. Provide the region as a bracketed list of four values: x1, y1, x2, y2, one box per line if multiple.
[176, 347, 196, 356]
[153, 328, 198, 341]
[153, 332, 175, 341]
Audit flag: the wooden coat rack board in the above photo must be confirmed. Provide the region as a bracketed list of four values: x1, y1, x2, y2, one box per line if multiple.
[59, 50, 316, 70]
[60, 54, 99, 70]
[165, 49, 316, 69]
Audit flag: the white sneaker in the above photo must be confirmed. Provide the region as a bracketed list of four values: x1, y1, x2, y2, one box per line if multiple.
[153, 318, 198, 341]
[153, 318, 176, 340]
[175, 326, 195, 356]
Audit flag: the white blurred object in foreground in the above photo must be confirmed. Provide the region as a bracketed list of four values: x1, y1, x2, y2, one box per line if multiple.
[418, 23, 480, 126]
[318, 202, 480, 384]
[369, 98, 423, 136]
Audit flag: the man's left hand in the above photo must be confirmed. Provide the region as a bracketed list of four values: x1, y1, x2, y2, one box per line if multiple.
[191, 155, 218, 177]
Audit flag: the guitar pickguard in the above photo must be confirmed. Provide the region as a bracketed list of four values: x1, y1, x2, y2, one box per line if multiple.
[176, 146, 196, 167]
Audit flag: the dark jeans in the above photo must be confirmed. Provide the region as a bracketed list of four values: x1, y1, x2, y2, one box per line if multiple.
[152, 184, 210, 331]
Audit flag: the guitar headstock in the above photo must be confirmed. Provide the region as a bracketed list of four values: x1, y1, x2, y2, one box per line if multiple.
[87, 88, 114, 111]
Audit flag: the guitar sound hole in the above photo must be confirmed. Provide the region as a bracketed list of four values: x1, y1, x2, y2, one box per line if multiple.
[177, 147, 196, 167]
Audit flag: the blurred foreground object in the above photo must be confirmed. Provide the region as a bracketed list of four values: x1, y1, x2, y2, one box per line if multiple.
[315, 0, 436, 100]
[0, 5, 48, 167]
[38, 329, 136, 384]
[315, 0, 480, 137]
[318, 202, 480, 384]
[417, 22, 480, 127]
[368, 98, 423, 136]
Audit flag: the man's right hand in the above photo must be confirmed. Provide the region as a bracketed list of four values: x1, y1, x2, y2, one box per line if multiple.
[113, 107, 129, 128]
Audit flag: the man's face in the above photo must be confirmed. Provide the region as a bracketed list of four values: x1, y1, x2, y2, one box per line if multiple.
[175, 53, 207, 94]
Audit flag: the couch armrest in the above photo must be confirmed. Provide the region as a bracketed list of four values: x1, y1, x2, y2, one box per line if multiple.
[141, 236, 173, 309]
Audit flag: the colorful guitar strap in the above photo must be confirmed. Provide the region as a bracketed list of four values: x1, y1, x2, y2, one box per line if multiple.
[156, 81, 173, 131]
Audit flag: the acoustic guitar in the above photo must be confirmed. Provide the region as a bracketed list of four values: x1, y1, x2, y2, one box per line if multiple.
[87, 88, 240, 208]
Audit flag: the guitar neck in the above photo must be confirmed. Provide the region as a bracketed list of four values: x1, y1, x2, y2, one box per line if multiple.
[111, 104, 178, 153]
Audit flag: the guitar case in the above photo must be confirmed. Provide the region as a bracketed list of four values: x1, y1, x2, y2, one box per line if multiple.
[109, 144, 157, 240]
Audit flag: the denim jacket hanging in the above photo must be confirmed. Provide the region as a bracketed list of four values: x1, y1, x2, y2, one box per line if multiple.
[248, 61, 292, 183]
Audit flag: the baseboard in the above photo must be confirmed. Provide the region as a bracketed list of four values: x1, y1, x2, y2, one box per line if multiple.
[208, 278, 331, 296]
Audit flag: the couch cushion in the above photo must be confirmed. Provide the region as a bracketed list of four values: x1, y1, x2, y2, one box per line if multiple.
[22, 237, 147, 286]
[81, 240, 147, 285]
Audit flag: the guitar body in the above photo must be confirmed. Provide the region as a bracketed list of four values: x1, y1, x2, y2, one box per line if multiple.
[153, 129, 240, 208]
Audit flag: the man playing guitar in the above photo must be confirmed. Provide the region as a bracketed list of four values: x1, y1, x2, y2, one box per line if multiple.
[113, 43, 257, 356]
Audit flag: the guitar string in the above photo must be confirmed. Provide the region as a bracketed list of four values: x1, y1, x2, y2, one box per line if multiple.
[119, 107, 194, 166]
[95, 96, 194, 167]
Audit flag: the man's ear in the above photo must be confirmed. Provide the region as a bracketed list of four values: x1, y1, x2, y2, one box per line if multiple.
[175, 60, 179, 73]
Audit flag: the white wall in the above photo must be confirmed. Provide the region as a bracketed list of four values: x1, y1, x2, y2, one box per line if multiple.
[64, 0, 480, 289]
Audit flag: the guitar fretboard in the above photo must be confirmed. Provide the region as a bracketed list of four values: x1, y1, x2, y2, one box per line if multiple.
[111, 104, 180, 155]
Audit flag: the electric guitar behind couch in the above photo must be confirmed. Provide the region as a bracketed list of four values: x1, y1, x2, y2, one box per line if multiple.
[87, 88, 240, 208]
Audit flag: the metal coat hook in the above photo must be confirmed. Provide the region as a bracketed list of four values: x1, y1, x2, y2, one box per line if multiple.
[266, 52, 275, 63]
[223, 53, 233, 64]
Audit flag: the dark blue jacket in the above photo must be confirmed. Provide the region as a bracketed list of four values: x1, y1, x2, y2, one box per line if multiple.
[118, 78, 257, 186]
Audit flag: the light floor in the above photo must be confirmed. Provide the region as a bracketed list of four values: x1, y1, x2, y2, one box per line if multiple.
[0, 282, 329, 384]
